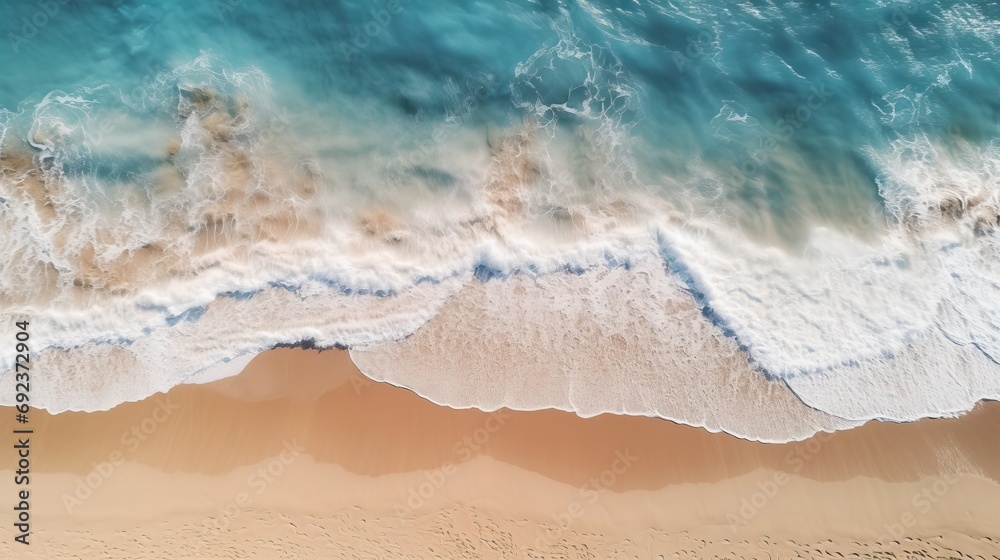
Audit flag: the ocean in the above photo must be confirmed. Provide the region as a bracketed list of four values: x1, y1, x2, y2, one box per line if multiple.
[1, 0, 998, 441]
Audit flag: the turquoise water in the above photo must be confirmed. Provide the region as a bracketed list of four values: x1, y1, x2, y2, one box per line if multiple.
[1, 1, 999, 440]
[5, 1, 998, 232]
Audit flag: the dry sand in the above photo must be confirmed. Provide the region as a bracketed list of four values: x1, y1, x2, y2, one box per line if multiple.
[1, 348, 998, 558]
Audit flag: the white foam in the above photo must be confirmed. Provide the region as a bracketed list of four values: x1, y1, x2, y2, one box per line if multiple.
[2, 56, 999, 443]
[0, 277, 464, 412]
[659, 223, 947, 376]
[352, 259, 860, 443]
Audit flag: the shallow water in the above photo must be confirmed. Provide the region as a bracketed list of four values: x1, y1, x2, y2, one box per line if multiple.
[1, 0, 998, 441]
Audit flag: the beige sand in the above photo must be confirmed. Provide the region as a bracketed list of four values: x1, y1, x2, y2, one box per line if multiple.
[1, 348, 998, 558]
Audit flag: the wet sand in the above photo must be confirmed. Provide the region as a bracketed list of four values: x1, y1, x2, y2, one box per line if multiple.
[1, 348, 998, 558]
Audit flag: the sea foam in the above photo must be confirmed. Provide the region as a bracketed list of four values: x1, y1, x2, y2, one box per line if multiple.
[1, 24, 999, 442]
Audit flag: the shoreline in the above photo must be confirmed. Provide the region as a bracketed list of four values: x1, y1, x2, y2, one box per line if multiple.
[1, 347, 998, 558]
[183, 340, 1000, 445]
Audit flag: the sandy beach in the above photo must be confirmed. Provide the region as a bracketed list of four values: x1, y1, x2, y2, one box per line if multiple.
[1, 348, 998, 559]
